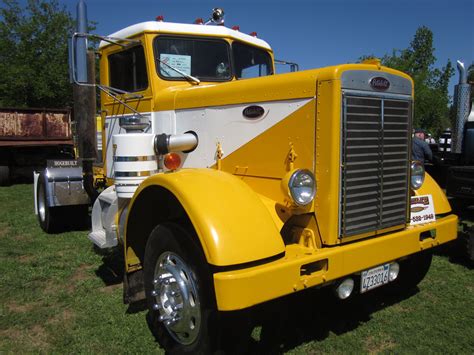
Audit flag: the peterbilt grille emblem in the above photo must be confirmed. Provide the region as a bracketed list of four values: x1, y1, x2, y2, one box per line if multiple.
[370, 77, 390, 91]
[243, 105, 265, 119]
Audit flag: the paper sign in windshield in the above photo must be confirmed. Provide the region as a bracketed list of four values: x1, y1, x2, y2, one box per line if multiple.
[160, 54, 191, 77]
[410, 194, 436, 225]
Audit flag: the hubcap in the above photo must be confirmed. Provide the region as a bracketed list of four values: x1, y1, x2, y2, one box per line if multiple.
[152, 252, 201, 345]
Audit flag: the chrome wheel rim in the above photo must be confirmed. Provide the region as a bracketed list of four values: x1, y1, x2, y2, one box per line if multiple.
[152, 252, 201, 345]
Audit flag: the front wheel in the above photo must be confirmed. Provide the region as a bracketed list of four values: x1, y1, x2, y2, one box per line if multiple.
[144, 223, 217, 353]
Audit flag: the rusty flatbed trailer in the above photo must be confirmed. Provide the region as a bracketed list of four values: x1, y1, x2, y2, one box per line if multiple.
[0, 107, 75, 185]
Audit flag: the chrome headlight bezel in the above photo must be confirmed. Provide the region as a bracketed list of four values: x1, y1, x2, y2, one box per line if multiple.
[410, 161, 425, 190]
[288, 169, 316, 206]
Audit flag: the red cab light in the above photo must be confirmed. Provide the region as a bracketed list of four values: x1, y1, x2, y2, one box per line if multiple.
[156, 15, 164, 22]
[194, 18, 204, 24]
[232, 25, 240, 31]
[249, 31, 257, 37]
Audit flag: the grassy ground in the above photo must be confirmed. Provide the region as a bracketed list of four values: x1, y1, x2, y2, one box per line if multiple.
[0, 184, 473, 353]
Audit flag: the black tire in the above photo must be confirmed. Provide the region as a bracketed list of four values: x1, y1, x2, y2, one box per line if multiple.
[144, 223, 250, 354]
[460, 226, 474, 263]
[397, 251, 433, 290]
[37, 175, 63, 233]
[144, 223, 217, 353]
[0, 165, 10, 186]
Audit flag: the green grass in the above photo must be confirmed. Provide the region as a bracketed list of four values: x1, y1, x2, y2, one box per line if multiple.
[0, 184, 473, 353]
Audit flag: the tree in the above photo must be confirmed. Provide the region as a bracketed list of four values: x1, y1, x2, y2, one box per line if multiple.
[0, 0, 75, 108]
[360, 26, 454, 136]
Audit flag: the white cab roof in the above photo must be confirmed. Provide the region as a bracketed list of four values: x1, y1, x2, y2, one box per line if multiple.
[99, 21, 271, 50]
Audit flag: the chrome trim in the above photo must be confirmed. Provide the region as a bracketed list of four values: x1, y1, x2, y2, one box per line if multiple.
[342, 71, 412, 95]
[339, 90, 411, 237]
[452, 60, 471, 154]
[43, 165, 90, 207]
[114, 155, 156, 162]
[115, 170, 157, 177]
[152, 252, 201, 345]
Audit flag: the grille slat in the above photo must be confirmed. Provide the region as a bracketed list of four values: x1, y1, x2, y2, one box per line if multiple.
[340, 95, 411, 237]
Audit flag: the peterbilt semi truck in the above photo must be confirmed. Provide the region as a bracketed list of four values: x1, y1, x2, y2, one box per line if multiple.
[34, 2, 458, 352]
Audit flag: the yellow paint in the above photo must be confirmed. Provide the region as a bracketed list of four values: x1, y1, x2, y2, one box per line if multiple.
[127, 169, 285, 266]
[214, 213, 458, 311]
[98, 25, 457, 313]
[314, 79, 341, 245]
[220, 99, 316, 204]
[415, 172, 452, 214]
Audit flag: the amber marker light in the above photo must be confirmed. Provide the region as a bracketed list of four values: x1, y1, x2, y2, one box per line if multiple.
[164, 153, 182, 171]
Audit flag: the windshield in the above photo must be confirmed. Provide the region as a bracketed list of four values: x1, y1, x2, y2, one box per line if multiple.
[232, 42, 273, 79]
[154, 36, 231, 81]
[153, 36, 273, 82]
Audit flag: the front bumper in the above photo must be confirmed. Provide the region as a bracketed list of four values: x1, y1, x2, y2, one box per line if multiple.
[213, 214, 458, 311]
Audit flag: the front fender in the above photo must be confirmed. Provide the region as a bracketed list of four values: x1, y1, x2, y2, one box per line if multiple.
[415, 172, 451, 214]
[129, 169, 285, 266]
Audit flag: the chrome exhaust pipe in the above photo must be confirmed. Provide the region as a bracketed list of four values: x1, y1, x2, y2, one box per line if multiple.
[452, 60, 471, 154]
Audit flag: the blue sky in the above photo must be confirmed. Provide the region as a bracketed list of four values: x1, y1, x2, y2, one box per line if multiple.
[41, 0, 474, 95]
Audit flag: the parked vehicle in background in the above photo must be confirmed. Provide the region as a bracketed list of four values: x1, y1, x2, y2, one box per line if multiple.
[426, 61, 474, 261]
[0, 107, 75, 185]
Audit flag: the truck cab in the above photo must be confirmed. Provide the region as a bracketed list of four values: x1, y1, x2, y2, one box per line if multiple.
[50, 7, 458, 353]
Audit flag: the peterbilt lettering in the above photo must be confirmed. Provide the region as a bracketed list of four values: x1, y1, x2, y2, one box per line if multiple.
[369, 76, 391, 90]
[52, 4, 458, 353]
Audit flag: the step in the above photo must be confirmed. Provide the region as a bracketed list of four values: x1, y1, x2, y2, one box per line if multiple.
[88, 230, 118, 249]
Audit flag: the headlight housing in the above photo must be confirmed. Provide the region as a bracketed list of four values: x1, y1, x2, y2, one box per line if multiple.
[288, 169, 316, 206]
[410, 161, 425, 190]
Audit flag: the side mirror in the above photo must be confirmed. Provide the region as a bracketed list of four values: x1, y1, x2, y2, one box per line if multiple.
[68, 0, 89, 84]
[68, 33, 89, 84]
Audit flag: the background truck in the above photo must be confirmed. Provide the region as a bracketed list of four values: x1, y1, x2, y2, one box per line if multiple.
[427, 61, 474, 260]
[0, 107, 74, 185]
[36, 1, 459, 352]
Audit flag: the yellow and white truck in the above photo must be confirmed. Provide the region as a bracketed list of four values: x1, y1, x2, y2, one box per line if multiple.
[36, 2, 458, 352]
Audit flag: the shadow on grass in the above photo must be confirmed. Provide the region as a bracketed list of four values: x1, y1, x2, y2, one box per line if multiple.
[246, 285, 419, 354]
[434, 240, 473, 269]
[94, 246, 124, 286]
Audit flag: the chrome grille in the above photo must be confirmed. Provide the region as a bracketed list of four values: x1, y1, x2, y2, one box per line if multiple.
[340, 94, 411, 237]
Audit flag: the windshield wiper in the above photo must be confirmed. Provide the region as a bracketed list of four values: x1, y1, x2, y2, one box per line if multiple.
[156, 59, 200, 84]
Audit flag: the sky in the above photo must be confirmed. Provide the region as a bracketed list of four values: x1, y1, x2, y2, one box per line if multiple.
[27, 0, 474, 96]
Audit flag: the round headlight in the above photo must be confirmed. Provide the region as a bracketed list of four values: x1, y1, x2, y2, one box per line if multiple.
[288, 169, 316, 206]
[411, 161, 425, 190]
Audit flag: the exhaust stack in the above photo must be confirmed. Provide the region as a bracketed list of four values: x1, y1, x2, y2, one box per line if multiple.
[452, 60, 471, 154]
[72, 0, 98, 201]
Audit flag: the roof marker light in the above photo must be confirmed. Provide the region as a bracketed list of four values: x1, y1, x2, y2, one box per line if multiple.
[232, 25, 240, 31]
[194, 18, 204, 25]
[156, 15, 164, 22]
[250, 31, 257, 37]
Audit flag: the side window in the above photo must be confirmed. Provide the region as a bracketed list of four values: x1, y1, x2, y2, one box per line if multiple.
[233, 42, 273, 79]
[108, 45, 148, 92]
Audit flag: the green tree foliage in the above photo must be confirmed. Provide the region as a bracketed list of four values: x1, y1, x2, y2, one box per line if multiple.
[0, 0, 75, 108]
[361, 26, 454, 136]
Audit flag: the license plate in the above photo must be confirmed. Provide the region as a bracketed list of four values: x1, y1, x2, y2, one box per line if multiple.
[361, 264, 390, 293]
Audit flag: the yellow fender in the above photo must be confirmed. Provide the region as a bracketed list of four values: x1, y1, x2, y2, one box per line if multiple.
[126, 169, 285, 267]
[415, 172, 452, 214]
